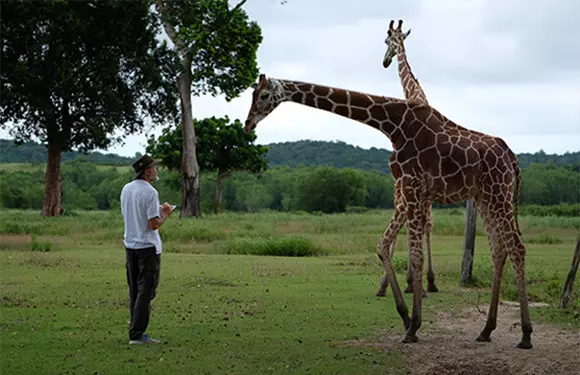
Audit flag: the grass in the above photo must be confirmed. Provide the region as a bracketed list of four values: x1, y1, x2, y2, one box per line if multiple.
[1, 209, 579, 374]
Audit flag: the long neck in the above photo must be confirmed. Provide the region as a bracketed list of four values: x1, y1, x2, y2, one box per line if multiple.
[276, 79, 405, 141]
[397, 44, 429, 104]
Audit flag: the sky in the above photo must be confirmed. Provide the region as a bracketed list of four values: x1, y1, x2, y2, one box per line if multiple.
[3, 0, 580, 157]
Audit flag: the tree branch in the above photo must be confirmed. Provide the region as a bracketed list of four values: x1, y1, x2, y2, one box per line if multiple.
[155, 0, 188, 59]
[230, 0, 247, 13]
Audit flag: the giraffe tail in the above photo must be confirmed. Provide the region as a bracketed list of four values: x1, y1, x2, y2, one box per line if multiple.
[513, 156, 522, 237]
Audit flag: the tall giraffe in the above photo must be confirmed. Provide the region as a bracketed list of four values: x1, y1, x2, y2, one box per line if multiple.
[243, 74, 532, 349]
[375, 19, 438, 298]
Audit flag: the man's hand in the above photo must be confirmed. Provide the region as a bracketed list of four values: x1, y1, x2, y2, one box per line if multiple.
[161, 202, 174, 217]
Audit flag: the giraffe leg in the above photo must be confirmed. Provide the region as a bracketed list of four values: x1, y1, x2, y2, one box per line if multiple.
[376, 182, 404, 297]
[402, 202, 426, 343]
[376, 203, 410, 329]
[425, 203, 438, 293]
[508, 229, 533, 349]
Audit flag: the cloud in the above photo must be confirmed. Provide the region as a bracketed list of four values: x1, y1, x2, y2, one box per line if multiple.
[3, 0, 578, 158]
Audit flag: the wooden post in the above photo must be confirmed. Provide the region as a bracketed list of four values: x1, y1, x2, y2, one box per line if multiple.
[460, 200, 477, 285]
[560, 236, 580, 309]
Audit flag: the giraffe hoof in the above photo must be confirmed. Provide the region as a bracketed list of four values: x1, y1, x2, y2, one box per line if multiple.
[515, 341, 533, 350]
[475, 334, 492, 343]
[427, 284, 439, 293]
[375, 290, 386, 297]
[402, 334, 419, 343]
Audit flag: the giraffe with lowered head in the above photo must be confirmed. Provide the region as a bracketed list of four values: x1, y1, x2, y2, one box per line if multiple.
[375, 19, 438, 297]
[243, 73, 532, 349]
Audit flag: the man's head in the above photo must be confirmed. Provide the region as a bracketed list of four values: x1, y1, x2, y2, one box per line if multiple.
[383, 19, 411, 69]
[132, 154, 159, 182]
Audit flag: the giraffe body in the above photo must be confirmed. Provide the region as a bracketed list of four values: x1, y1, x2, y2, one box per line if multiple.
[376, 19, 438, 298]
[244, 74, 531, 349]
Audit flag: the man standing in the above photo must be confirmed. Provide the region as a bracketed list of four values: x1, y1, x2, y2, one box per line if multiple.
[120, 154, 174, 344]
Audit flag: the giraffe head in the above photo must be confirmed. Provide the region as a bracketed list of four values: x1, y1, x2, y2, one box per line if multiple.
[244, 73, 287, 132]
[382, 19, 411, 69]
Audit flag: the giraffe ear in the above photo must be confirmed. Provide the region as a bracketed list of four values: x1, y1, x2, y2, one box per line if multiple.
[250, 83, 258, 89]
[403, 29, 411, 39]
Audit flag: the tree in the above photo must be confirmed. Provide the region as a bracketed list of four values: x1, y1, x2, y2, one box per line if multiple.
[146, 116, 268, 214]
[1, 0, 179, 216]
[154, 0, 263, 218]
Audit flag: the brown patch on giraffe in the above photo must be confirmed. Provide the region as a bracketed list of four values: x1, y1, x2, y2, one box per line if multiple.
[291, 92, 304, 103]
[334, 303, 579, 375]
[414, 126, 436, 149]
[328, 90, 347, 104]
[296, 83, 312, 92]
[317, 97, 333, 111]
[349, 92, 372, 108]
[334, 105, 349, 117]
[369, 104, 387, 120]
[401, 118, 423, 138]
[418, 147, 440, 175]
[312, 85, 330, 97]
[304, 92, 316, 106]
[351, 107, 370, 122]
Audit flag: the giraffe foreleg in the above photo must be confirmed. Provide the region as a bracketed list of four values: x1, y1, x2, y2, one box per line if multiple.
[402, 202, 426, 343]
[376, 181, 405, 297]
[376, 204, 410, 329]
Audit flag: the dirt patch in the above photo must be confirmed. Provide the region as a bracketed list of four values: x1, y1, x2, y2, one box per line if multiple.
[337, 302, 579, 375]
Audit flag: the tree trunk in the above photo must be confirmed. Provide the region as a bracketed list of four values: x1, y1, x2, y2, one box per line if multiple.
[178, 60, 201, 218]
[41, 143, 62, 217]
[215, 175, 223, 215]
[560, 236, 580, 309]
[460, 199, 477, 284]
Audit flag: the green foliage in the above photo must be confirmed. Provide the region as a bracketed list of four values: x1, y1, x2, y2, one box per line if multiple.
[0, 139, 133, 165]
[30, 235, 53, 252]
[290, 166, 367, 213]
[158, 0, 263, 101]
[146, 116, 268, 176]
[220, 236, 322, 257]
[525, 233, 564, 245]
[1, 1, 179, 150]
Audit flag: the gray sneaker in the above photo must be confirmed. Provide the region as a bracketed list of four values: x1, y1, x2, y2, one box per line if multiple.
[129, 333, 161, 345]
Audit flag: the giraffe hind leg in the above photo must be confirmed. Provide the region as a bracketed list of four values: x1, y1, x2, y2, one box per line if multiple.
[425, 204, 438, 293]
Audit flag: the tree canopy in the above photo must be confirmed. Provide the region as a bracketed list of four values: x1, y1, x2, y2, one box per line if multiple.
[155, 0, 263, 217]
[146, 116, 268, 213]
[0, 0, 179, 215]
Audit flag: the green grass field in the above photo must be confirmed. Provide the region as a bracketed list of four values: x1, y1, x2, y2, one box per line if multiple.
[1, 209, 579, 374]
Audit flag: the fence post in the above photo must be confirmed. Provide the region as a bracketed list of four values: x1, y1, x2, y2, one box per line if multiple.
[560, 235, 580, 309]
[460, 200, 477, 285]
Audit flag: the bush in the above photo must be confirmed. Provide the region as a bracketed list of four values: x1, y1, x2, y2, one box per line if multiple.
[221, 236, 322, 257]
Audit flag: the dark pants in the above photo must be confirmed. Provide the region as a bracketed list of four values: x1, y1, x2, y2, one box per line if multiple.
[125, 247, 160, 340]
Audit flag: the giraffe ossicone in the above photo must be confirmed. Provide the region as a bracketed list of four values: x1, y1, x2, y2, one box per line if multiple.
[243, 73, 532, 349]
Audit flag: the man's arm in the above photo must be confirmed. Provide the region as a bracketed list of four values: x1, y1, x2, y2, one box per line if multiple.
[148, 203, 173, 230]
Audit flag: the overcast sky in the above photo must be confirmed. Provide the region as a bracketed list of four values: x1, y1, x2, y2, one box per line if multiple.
[4, 0, 580, 157]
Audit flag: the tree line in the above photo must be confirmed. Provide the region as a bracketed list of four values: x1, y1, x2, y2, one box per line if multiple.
[2, 138, 579, 175]
[1, 158, 578, 216]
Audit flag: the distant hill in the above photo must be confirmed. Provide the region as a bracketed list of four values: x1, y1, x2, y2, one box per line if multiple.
[264, 140, 580, 172]
[1, 138, 579, 172]
[0, 139, 133, 165]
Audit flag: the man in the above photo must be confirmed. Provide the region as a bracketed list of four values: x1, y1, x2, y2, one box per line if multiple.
[120, 154, 174, 344]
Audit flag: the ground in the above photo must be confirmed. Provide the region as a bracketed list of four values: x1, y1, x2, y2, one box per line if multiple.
[338, 301, 580, 375]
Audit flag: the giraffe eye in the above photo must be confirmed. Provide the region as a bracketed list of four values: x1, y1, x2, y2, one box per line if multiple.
[260, 93, 270, 100]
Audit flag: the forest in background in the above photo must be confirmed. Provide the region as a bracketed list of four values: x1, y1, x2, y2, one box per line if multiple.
[1, 138, 579, 216]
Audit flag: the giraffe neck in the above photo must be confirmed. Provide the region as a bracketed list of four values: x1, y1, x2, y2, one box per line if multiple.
[397, 45, 429, 104]
[275, 79, 407, 141]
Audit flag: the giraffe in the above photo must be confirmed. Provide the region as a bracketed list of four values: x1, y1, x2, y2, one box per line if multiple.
[243, 73, 532, 349]
[375, 19, 438, 298]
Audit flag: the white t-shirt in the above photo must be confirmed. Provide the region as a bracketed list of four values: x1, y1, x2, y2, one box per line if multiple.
[120, 179, 163, 254]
